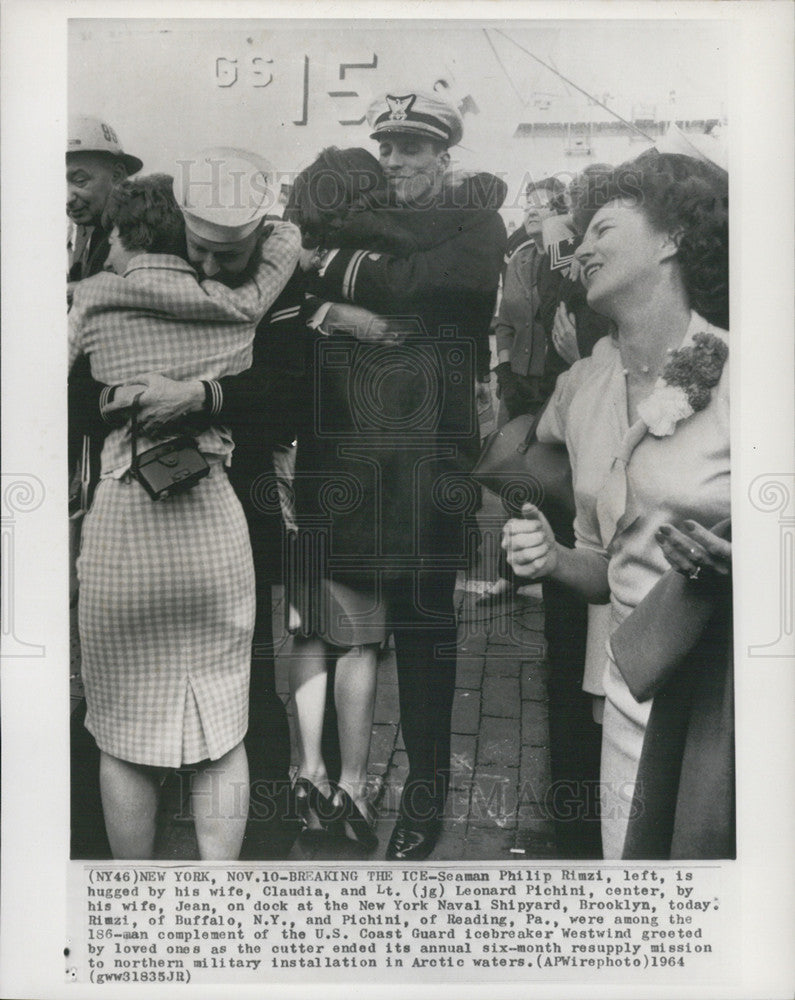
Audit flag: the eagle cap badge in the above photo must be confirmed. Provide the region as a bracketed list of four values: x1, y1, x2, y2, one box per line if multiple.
[386, 94, 416, 122]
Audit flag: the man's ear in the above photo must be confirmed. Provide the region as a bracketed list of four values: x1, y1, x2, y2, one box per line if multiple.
[438, 149, 451, 172]
[111, 161, 128, 183]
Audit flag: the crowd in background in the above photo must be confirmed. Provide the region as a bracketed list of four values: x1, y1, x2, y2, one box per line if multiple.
[67, 89, 731, 865]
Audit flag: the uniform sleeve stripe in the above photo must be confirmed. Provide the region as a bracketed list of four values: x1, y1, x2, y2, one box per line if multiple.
[342, 250, 367, 301]
[346, 249, 368, 301]
[204, 379, 223, 416]
[99, 385, 116, 423]
[271, 306, 301, 322]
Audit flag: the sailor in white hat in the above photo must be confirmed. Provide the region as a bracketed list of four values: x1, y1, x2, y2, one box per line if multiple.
[173, 147, 274, 284]
[67, 114, 144, 282]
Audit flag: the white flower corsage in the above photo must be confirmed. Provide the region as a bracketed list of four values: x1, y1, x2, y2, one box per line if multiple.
[637, 383, 694, 437]
[637, 332, 729, 438]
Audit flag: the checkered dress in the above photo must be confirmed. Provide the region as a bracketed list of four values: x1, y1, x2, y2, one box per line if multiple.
[71, 229, 298, 766]
[79, 468, 255, 766]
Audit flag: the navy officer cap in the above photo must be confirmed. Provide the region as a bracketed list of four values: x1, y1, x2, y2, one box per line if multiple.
[366, 90, 464, 148]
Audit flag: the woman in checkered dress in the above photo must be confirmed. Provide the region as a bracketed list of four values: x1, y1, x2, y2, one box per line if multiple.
[69, 175, 299, 859]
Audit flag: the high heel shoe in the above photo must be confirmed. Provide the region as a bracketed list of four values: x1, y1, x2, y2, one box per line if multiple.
[331, 785, 378, 851]
[293, 777, 335, 832]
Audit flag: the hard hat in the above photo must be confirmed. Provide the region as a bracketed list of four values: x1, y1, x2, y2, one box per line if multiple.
[67, 114, 143, 175]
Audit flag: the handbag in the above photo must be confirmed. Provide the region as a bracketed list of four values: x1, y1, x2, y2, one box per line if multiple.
[610, 518, 732, 703]
[472, 406, 575, 530]
[130, 395, 209, 501]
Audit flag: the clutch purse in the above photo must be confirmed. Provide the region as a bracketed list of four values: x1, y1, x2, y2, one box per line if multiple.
[472, 407, 574, 528]
[130, 396, 209, 501]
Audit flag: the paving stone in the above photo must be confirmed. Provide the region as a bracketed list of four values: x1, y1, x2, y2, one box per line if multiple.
[456, 654, 485, 689]
[521, 664, 548, 702]
[446, 784, 473, 825]
[504, 623, 545, 657]
[477, 715, 520, 768]
[369, 723, 398, 776]
[486, 653, 522, 678]
[521, 699, 549, 748]
[519, 745, 552, 799]
[462, 825, 520, 859]
[386, 749, 409, 802]
[509, 828, 559, 859]
[451, 688, 481, 735]
[468, 768, 519, 829]
[482, 675, 521, 718]
[373, 681, 400, 725]
[516, 786, 553, 826]
[450, 734, 477, 780]
[378, 646, 398, 684]
[457, 630, 488, 657]
[512, 816, 557, 844]
[485, 620, 526, 647]
[431, 824, 468, 861]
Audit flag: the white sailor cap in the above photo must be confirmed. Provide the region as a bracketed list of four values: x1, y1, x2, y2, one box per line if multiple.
[366, 90, 464, 148]
[67, 114, 143, 175]
[173, 147, 272, 243]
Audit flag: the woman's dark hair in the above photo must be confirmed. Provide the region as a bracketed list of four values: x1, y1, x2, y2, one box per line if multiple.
[571, 151, 729, 328]
[103, 174, 187, 258]
[284, 147, 386, 248]
[527, 175, 567, 215]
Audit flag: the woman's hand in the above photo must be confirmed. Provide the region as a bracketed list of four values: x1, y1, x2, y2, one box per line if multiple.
[655, 520, 732, 582]
[551, 303, 580, 365]
[322, 303, 406, 345]
[98, 381, 147, 425]
[104, 373, 205, 436]
[502, 502, 559, 579]
[475, 379, 492, 411]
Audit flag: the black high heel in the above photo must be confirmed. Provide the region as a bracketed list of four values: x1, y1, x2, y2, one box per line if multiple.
[293, 777, 335, 831]
[331, 785, 378, 851]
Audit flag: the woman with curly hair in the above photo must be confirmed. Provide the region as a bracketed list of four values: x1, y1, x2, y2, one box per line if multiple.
[502, 151, 730, 858]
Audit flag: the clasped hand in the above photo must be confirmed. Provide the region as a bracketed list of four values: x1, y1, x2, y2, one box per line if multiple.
[103, 373, 205, 437]
[322, 303, 407, 345]
[502, 503, 558, 579]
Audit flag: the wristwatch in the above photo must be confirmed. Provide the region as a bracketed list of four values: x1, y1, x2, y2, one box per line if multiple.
[312, 247, 330, 271]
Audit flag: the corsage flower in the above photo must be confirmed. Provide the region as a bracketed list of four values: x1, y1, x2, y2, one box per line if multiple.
[637, 332, 728, 437]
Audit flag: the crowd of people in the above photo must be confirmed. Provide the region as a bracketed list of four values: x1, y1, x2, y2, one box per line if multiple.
[68, 87, 732, 864]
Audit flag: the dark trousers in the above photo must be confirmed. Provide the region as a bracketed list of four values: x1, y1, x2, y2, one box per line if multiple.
[389, 569, 459, 825]
[239, 534, 298, 859]
[543, 577, 602, 859]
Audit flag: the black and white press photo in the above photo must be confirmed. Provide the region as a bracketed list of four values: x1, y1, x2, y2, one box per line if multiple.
[1, 3, 794, 998]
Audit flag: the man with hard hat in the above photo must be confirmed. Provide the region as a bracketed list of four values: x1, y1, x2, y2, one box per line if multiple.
[67, 115, 143, 284]
[302, 90, 506, 860]
[69, 148, 302, 858]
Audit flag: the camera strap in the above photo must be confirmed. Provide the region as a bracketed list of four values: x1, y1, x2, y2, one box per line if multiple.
[129, 391, 145, 474]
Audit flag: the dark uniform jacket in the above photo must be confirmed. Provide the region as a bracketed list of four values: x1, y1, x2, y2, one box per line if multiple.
[299, 172, 506, 572]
